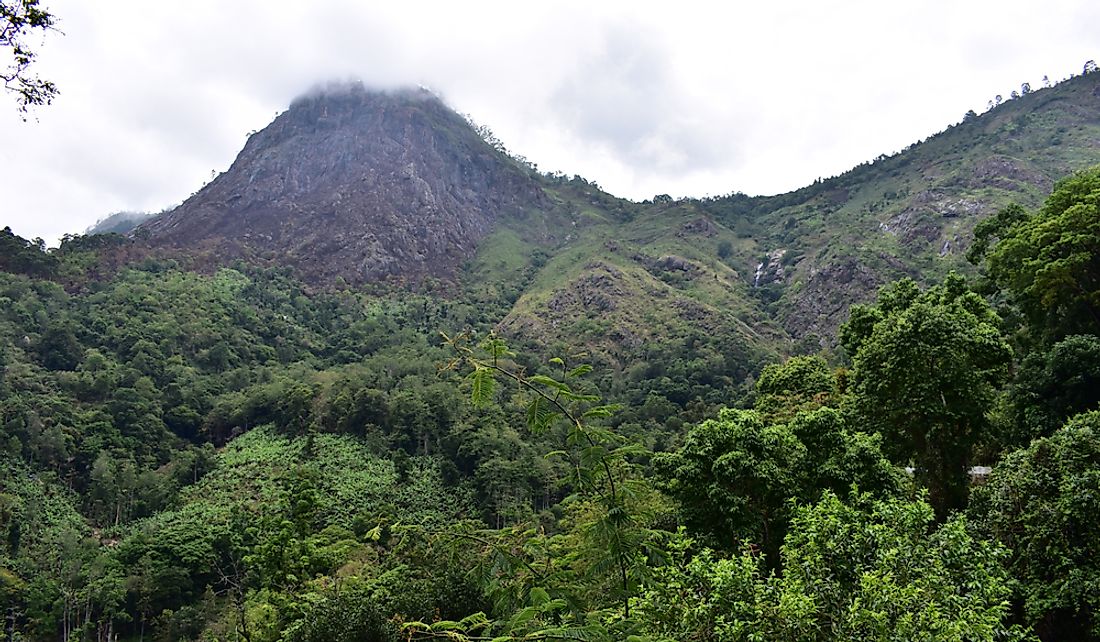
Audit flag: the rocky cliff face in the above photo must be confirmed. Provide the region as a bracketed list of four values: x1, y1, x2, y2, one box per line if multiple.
[140, 84, 548, 284]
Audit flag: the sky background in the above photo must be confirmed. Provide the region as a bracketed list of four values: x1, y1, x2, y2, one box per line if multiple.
[2, 0, 1098, 245]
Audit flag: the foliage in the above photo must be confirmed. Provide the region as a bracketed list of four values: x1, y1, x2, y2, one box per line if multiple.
[655, 406, 900, 561]
[287, 584, 398, 642]
[841, 274, 1012, 516]
[1004, 334, 1100, 445]
[0, 226, 58, 277]
[754, 354, 837, 422]
[0, 0, 58, 115]
[970, 165, 1100, 345]
[435, 331, 668, 636]
[635, 493, 1029, 642]
[971, 411, 1100, 641]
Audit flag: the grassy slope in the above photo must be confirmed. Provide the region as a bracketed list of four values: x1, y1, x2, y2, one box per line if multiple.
[464, 180, 782, 381]
[475, 72, 1100, 361]
[708, 72, 1100, 340]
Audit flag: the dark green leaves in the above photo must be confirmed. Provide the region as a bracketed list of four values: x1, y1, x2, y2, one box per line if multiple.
[974, 166, 1100, 344]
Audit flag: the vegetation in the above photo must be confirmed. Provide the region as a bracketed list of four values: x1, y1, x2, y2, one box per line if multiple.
[0, 0, 58, 115]
[3, 80, 1100, 641]
[841, 273, 1012, 516]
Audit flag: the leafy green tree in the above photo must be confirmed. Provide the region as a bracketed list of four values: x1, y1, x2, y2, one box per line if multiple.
[841, 274, 1012, 517]
[656, 406, 899, 561]
[971, 411, 1100, 641]
[287, 584, 397, 642]
[754, 354, 837, 422]
[656, 408, 804, 557]
[36, 322, 82, 371]
[969, 166, 1100, 344]
[636, 493, 1028, 642]
[1006, 334, 1100, 445]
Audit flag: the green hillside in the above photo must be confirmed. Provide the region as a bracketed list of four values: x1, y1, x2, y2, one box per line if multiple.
[2, 71, 1100, 642]
[702, 71, 1100, 339]
[447, 71, 1100, 361]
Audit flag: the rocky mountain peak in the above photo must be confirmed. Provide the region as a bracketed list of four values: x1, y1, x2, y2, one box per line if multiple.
[140, 82, 547, 284]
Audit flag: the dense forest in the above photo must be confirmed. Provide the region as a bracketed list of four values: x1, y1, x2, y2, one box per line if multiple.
[2, 162, 1099, 641]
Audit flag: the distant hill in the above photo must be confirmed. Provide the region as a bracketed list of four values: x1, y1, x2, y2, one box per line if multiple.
[697, 70, 1100, 341]
[86, 210, 156, 235]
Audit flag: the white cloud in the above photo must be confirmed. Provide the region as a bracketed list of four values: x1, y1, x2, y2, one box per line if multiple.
[1, 0, 1097, 243]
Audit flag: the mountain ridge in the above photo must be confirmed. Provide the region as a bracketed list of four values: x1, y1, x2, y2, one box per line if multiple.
[128, 72, 1100, 355]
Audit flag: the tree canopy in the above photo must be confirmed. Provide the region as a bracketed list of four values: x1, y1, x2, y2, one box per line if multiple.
[970, 166, 1100, 345]
[841, 274, 1012, 516]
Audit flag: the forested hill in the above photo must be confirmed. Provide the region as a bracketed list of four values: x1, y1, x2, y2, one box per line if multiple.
[2, 68, 1100, 642]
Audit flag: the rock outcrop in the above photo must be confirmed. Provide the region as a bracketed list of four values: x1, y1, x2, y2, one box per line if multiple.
[140, 83, 547, 284]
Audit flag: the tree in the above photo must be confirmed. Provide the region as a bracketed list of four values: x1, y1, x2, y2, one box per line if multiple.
[841, 274, 1012, 517]
[35, 322, 82, 371]
[969, 166, 1100, 345]
[656, 408, 804, 558]
[1, 0, 59, 115]
[971, 411, 1100, 641]
[656, 406, 899, 561]
[287, 585, 396, 642]
[753, 354, 836, 423]
[635, 493, 1027, 642]
[439, 332, 665, 628]
[1006, 334, 1100, 444]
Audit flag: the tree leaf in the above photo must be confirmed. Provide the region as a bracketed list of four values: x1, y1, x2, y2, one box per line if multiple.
[583, 404, 622, 418]
[567, 364, 593, 378]
[528, 374, 571, 393]
[469, 368, 495, 407]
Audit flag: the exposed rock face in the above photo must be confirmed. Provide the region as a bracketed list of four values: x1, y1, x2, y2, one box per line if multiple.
[678, 217, 718, 237]
[140, 84, 547, 284]
[547, 262, 625, 313]
[966, 156, 1051, 192]
[880, 190, 988, 249]
[753, 249, 787, 287]
[781, 258, 888, 344]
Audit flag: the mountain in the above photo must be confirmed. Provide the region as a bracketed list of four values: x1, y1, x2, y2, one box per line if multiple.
[135, 72, 1100, 360]
[6, 71, 1100, 642]
[496, 72, 1100, 358]
[698, 72, 1100, 341]
[140, 83, 549, 284]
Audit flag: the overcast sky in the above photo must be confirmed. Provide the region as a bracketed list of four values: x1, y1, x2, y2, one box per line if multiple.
[2, 0, 1097, 245]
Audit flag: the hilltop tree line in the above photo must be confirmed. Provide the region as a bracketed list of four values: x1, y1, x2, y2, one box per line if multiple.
[1, 166, 1099, 641]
